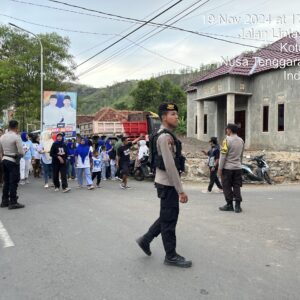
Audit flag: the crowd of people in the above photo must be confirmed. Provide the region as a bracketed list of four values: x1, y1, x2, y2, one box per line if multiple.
[0, 123, 150, 198]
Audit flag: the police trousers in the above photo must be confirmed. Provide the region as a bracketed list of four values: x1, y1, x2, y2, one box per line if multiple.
[222, 169, 243, 203]
[144, 183, 179, 258]
[2, 160, 20, 204]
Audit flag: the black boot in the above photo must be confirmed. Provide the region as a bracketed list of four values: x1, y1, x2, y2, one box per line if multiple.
[219, 202, 234, 211]
[235, 201, 242, 213]
[0, 199, 9, 208]
[0, 200, 8, 207]
[136, 236, 151, 256]
[8, 198, 25, 210]
[164, 254, 192, 268]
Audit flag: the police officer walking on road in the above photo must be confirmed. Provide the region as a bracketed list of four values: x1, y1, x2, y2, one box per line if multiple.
[136, 103, 192, 268]
[0, 120, 25, 209]
[218, 123, 244, 213]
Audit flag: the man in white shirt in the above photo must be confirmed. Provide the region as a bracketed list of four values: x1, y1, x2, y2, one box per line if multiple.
[60, 95, 76, 126]
[44, 94, 63, 127]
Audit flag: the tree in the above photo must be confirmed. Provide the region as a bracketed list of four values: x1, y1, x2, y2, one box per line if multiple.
[131, 78, 187, 118]
[130, 78, 161, 112]
[0, 25, 76, 129]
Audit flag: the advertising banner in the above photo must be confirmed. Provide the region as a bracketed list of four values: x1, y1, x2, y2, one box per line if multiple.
[43, 91, 77, 137]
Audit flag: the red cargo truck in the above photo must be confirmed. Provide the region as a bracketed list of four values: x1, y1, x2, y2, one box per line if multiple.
[122, 112, 161, 140]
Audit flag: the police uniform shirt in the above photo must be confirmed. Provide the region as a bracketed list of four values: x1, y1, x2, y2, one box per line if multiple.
[0, 131, 24, 163]
[155, 125, 184, 194]
[219, 135, 244, 170]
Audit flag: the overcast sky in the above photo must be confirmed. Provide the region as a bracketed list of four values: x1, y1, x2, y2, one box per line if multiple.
[1, 0, 300, 87]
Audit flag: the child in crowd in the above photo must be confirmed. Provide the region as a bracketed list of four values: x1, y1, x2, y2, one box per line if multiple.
[91, 150, 102, 188]
[100, 145, 110, 180]
[75, 138, 94, 190]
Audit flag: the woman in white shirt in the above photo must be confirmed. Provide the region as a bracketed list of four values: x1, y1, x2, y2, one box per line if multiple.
[38, 132, 53, 188]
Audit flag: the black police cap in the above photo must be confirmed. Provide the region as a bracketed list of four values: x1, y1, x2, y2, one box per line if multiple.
[64, 95, 71, 100]
[158, 102, 178, 116]
[50, 94, 57, 99]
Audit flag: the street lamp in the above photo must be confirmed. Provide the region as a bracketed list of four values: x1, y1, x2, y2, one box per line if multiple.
[9, 23, 44, 132]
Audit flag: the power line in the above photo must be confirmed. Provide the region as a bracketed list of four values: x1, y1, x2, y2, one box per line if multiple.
[1, 13, 272, 45]
[113, 0, 277, 82]
[180, 0, 237, 22]
[75, 0, 183, 69]
[9, 0, 277, 52]
[47, 0, 174, 26]
[10, 0, 223, 34]
[87, 0, 276, 83]
[7, 0, 293, 79]
[125, 37, 195, 68]
[77, 0, 208, 76]
[78, 0, 291, 77]
[9, 0, 152, 26]
[76, 0, 263, 78]
[0, 14, 117, 36]
[2, 0, 191, 70]
[74, 0, 176, 57]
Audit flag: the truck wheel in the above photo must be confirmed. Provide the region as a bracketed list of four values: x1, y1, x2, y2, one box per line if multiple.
[134, 169, 144, 181]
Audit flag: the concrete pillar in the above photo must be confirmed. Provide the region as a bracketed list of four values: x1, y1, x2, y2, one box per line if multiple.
[227, 93, 235, 124]
[197, 100, 204, 140]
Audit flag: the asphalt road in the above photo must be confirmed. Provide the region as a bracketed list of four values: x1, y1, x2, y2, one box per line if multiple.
[0, 179, 299, 300]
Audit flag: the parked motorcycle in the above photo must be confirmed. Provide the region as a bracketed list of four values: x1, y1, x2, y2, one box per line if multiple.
[133, 156, 154, 181]
[242, 154, 272, 184]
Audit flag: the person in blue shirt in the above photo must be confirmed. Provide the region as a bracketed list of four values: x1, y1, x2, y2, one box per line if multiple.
[97, 135, 106, 150]
[20, 132, 34, 185]
[66, 139, 76, 179]
[202, 137, 223, 193]
[91, 149, 102, 187]
[75, 138, 94, 190]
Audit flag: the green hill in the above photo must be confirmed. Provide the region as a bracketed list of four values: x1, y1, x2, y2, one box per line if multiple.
[71, 64, 218, 115]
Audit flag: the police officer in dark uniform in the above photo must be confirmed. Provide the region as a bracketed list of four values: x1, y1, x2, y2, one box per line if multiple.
[0, 120, 25, 209]
[136, 103, 192, 268]
[218, 123, 244, 213]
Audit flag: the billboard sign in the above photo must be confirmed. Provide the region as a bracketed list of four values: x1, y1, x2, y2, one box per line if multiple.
[43, 91, 77, 137]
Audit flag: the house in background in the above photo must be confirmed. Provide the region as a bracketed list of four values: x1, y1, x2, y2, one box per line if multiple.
[187, 33, 300, 151]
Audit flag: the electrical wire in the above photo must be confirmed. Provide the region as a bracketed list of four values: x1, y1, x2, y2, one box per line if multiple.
[0, 14, 117, 36]
[77, 0, 208, 76]
[9, 0, 152, 26]
[74, 0, 176, 57]
[9, 0, 281, 55]
[75, 0, 183, 68]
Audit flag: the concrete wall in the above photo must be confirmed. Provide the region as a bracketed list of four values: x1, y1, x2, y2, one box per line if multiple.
[248, 65, 300, 151]
[186, 91, 197, 138]
[187, 91, 218, 141]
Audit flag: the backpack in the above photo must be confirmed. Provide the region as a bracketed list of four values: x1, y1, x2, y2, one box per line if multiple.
[149, 129, 186, 174]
